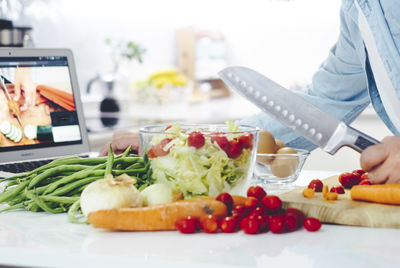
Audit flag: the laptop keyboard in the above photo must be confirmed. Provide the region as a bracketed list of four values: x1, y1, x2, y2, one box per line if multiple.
[0, 159, 53, 173]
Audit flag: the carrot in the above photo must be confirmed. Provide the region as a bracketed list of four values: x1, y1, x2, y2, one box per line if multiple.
[351, 184, 400, 205]
[88, 198, 228, 231]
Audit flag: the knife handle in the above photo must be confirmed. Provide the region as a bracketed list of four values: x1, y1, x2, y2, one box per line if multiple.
[346, 126, 380, 153]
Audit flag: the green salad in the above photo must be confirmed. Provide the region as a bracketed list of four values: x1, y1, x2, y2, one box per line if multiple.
[146, 122, 256, 197]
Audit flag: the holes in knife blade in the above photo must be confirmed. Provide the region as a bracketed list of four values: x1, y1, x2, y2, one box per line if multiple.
[240, 81, 247, 88]
[274, 105, 281, 112]
[315, 133, 322, 141]
[302, 123, 309, 131]
[254, 91, 260, 98]
[227, 72, 233, 78]
[288, 114, 295, 122]
[295, 119, 302, 127]
[247, 86, 254, 94]
[282, 110, 288, 117]
[261, 96, 267, 103]
[309, 128, 316, 136]
[234, 76, 240, 83]
[268, 100, 274, 108]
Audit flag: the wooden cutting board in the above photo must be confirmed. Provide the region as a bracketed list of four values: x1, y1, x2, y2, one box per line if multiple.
[279, 175, 400, 228]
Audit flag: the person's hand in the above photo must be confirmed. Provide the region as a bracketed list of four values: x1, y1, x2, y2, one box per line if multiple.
[13, 67, 36, 111]
[99, 130, 140, 156]
[360, 136, 400, 184]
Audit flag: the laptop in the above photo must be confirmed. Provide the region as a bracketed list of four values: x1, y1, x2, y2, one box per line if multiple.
[0, 48, 91, 178]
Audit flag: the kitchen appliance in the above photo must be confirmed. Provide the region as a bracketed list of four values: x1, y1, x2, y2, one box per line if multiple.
[0, 19, 33, 47]
[219, 66, 379, 154]
[86, 73, 120, 127]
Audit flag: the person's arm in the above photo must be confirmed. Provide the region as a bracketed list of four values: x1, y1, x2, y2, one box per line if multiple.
[13, 67, 36, 111]
[99, 130, 140, 156]
[240, 5, 370, 150]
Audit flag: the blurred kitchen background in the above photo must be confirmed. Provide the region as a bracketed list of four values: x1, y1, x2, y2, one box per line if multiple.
[0, 0, 392, 171]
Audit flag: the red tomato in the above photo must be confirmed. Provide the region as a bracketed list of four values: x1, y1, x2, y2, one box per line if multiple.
[227, 139, 242, 158]
[269, 215, 285, 234]
[216, 192, 234, 212]
[240, 216, 260, 234]
[284, 213, 299, 232]
[253, 215, 269, 232]
[165, 125, 173, 130]
[361, 173, 369, 180]
[188, 131, 205, 149]
[304, 217, 322, 232]
[285, 208, 305, 228]
[211, 134, 230, 154]
[220, 216, 239, 233]
[147, 138, 173, 158]
[308, 179, 323, 192]
[199, 215, 219, 233]
[247, 185, 267, 201]
[248, 206, 267, 217]
[339, 172, 361, 189]
[231, 204, 249, 220]
[353, 169, 366, 176]
[175, 216, 198, 234]
[244, 196, 259, 210]
[359, 179, 372, 185]
[238, 134, 253, 149]
[261, 195, 282, 212]
[330, 185, 345, 194]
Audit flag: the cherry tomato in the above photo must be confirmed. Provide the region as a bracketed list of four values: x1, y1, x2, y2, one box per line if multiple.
[304, 217, 322, 232]
[308, 179, 323, 192]
[188, 131, 205, 149]
[361, 173, 369, 180]
[216, 192, 234, 212]
[199, 215, 219, 233]
[253, 215, 269, 232]
[339, 172, 361, 189]
[269, 215, 285, 233]
[231, 204, 249, 220]
[238, 134, 253, 149]
[329, 185, 345, 194]
[147, 138, 173, 158]
[359, 179, 372, 185]
[284, 213, 299, 232]
[244, 196, 259, 210]
[248, 206, 267, 217]
[220, 216, 239, 233]
[285, 208, 305, 227]
[247, 185, 267, 201]
[261, 195, 282, 212]
[353, 169, 366, 176]
[211, 133, 230, 154]
[175, 216, 198, 234]
[240, 216, 260, 234]
[227, 139, 242, 158]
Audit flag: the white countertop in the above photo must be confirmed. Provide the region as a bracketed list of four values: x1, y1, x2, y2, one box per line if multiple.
[1, 170, 399, 268]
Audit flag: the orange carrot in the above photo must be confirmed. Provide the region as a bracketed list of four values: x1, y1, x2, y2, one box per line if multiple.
[88, 198, 228, 231]
[351, 184, 400, 205]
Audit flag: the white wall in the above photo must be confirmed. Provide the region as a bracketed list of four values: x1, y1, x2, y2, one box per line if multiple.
[21, 0, 341, 94]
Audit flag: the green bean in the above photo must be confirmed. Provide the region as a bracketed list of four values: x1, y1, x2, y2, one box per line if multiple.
[0, 202, 24, 212]
[125, 162, 143, 170]
[68, 199, 86, 224]
[113, 168, 146, 176]
[39, 195, 79, 204]
[43, 170, 105, 195]
[104, 145, 114, 177]
[26, 192, 64, 213]
[28, 165, 90, 189]
[50, 176, 100, 196]
[0, 180, 30, 203]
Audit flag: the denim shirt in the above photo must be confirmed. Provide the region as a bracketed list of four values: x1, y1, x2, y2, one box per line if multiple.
[239, 0, 400, 151]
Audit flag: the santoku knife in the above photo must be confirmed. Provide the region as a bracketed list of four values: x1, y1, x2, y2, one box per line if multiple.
[218, 66, 379, 154]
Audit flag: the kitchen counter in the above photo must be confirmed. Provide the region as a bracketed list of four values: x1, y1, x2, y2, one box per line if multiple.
[1, 170, 399, 268]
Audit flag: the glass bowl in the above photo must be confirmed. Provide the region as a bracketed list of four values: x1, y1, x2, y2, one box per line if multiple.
[253, 149, 309, 187]
[139, 123, 259, 197]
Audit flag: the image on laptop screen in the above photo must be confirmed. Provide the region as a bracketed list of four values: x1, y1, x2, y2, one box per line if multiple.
[0, 56, 83, 152]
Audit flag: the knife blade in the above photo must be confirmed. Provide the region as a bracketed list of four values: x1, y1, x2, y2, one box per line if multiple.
[218, 66, 379, 154]
[0, 76, 23, 128]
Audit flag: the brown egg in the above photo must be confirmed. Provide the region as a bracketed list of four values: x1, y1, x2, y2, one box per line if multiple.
[270, 147, 299, 177]
[257, 130, 277, 154]
[275, 139, 286, 151]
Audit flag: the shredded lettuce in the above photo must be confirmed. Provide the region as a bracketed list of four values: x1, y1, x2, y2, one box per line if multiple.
[149, 122, 253, 197]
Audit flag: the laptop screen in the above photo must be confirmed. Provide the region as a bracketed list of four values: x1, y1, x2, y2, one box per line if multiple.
[0, 55, 84, 152]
